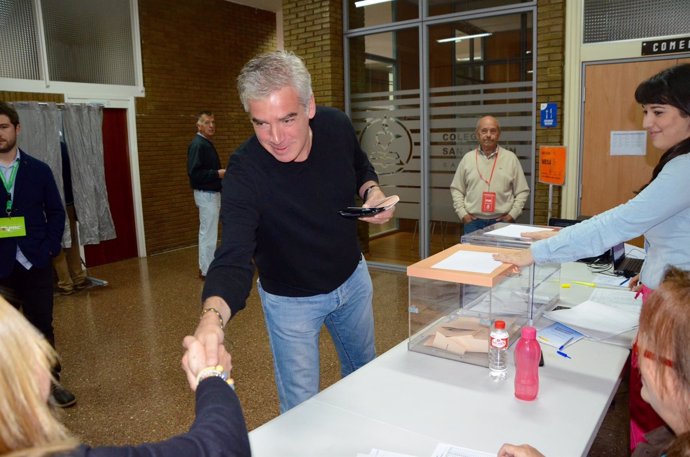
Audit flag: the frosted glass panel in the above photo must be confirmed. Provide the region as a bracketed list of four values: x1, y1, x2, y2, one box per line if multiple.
[41, 0, 135, 85]
[0, 0, 41, 79]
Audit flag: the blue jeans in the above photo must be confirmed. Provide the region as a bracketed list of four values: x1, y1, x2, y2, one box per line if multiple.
[463, 217, 499, 236]
[193, 190, 220, 275]
[258, 256, 376, 413]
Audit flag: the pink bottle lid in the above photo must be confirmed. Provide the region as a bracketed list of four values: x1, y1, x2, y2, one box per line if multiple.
[521, 326, 537, 339]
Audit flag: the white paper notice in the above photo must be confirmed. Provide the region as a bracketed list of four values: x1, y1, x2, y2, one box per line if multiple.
[432, 251, 502, 274]
[485, 224, 554, 238]
[610, 130, 647, 156]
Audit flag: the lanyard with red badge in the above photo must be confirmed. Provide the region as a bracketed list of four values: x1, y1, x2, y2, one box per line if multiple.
[476, 149, 498, 213]
[0, 161, 27, 238]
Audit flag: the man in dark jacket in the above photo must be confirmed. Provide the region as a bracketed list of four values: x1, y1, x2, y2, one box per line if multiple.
[0, 101, 75, 407]
[187, 111, 225, 279]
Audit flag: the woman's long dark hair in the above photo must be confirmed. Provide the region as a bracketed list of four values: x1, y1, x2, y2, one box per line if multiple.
[635, 63, 690, 191]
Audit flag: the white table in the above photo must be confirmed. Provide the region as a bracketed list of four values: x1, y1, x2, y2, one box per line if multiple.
[250, 335, 630, 457]
[557, 260, 638, 347]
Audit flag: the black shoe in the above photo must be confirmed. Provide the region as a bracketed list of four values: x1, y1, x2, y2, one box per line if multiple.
[51, 384, 77, 408]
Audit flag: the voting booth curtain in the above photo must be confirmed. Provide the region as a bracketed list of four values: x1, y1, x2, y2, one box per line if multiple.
[12, 101, 116, 247]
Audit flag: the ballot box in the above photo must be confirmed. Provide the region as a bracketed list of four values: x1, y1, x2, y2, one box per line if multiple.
[460, 222, 552, 249]
[406, 244, 560, 367]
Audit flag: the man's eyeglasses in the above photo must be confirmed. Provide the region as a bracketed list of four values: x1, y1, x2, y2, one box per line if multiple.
[633, 341, 674, 368]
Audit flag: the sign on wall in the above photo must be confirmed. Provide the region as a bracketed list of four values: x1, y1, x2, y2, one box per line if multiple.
[540, 103, 557, 128]
[539, 146, 566, 186]
[641, 36, 690, 56]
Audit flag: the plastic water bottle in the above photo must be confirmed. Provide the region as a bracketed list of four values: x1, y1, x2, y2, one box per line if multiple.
[514, 326, 541, 400]
[489, 320, 509, 381]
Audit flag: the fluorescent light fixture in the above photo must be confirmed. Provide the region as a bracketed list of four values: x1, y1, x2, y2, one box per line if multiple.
[355, 0, 393, 7]
[437, 32, 492, 43]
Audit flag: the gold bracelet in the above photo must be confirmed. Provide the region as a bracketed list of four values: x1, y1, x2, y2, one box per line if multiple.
[196, 364, 235, 389]
[200, 307, 224, 329]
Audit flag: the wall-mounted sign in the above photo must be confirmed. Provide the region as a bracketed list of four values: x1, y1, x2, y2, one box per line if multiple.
[641, 36, 690, 56]
[540, 103, 557, 128]
[539, 146, 566, 186]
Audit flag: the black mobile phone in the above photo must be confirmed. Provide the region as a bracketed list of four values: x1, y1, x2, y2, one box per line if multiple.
[338, 206, 386, 218]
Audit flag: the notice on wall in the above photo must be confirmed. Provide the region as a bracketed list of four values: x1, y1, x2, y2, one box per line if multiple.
[538, 145, 566, 186]
[610, 131, 647, 156]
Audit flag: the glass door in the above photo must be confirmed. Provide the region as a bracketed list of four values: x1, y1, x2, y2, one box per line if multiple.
[346, 2, 536, 268]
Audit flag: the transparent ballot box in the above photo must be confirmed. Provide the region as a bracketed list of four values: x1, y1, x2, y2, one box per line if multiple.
[406, 244, 560, 367]
[460, 222, 552, 249]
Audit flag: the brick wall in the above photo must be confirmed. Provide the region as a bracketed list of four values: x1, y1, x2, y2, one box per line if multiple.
[136, 0, 276, 253]
[534, 0, 566, 224]
[283, 0, 344, 110]
[0, 92, 64, 104]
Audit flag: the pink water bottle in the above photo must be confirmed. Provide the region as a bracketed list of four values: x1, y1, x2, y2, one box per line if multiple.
[514, 326, 541, 401]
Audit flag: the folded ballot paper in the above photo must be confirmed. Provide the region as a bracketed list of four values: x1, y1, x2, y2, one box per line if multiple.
[544, 287, 642, 340]
[422, 316, 491, 355]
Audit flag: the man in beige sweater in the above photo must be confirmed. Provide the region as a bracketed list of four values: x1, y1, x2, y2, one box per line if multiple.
[450, 115, 530, 235]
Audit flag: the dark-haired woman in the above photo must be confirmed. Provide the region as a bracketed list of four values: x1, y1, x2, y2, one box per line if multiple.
[494, 63, 690, 451]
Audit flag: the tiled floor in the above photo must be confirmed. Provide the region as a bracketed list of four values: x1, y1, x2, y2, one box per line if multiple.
[52, 246, 628, 455]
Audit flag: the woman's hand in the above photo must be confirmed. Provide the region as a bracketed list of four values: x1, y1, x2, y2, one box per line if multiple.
[628, 273, 642, 292]
[498, 443, 545, 457]
[521, 230, 558, 241]
[493, 249, 535, 267]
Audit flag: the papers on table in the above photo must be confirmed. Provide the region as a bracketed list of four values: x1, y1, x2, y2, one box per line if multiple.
[431, 443, 494, 457]
[484, 224, 554, 238]
[545, 287, 642, 339]
[589, 288, 643, 311]
[537, 322, 584, 349]
[591, 273, 630, 288]
[357, 450, 420, 457]
[432, 251, 502, 274]
[357, 443, 493, 457]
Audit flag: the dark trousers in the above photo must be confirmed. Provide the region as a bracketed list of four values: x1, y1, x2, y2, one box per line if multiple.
[0, 261, 58, 374]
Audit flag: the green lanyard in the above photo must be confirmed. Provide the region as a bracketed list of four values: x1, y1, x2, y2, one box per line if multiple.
[0, 160, 19, 216]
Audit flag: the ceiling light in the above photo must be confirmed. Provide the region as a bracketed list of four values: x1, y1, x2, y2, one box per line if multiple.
[437, 32, 492, 44]
[355, 0, 393, 7]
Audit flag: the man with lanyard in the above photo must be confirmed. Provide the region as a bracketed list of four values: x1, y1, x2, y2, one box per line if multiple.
[450, 115, 530, 235]
[0, 101, 76, 407]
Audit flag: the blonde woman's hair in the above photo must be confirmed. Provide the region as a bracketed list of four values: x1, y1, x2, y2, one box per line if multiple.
[638, 267, 690, 431]
[0, 296, 78, 456]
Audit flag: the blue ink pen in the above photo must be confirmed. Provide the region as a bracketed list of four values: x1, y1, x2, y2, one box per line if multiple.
[619, 277, 630, 286]
[557, 337, 574, 359]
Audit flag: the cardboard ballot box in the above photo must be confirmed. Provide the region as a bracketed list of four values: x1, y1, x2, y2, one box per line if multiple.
[406, 244, 560, 367]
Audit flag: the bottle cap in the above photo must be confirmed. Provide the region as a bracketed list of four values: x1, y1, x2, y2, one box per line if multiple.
[521, 326, 537, 339]
[494, 320, 506, 329]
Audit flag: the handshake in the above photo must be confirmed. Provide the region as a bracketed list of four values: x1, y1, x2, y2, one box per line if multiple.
[181, 305, 233, 391]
